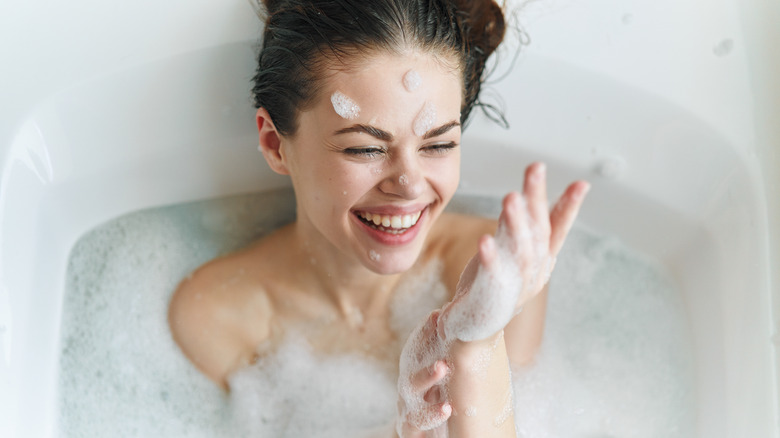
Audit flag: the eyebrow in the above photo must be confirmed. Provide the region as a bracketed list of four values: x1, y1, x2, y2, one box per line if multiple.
[423, 121, 461, 140]
[333, 120, 461, 141]
[333, 124, 393, 141]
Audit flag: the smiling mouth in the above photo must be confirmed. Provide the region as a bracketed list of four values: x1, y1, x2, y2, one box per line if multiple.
[354, 209, 424, 235]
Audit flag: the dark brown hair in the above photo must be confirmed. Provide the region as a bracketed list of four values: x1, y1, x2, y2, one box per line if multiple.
[252, 0, 506, 136]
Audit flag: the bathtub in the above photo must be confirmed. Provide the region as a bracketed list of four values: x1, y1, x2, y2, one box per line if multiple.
[0, 0, 777, 436]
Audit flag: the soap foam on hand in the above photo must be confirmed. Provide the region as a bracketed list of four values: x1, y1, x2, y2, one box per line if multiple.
[397, 310, 451, 433]
[440, 197, 553, 343]
[438, 233, 524, 343]
[397, 195, 547, 433]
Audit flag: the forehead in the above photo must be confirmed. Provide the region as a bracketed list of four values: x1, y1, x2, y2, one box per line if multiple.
[319, 51, 463, 117]
[329, 49, 461, 80]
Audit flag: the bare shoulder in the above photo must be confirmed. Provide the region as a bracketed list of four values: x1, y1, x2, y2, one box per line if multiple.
[427, 212, 498, 292]
[168, 242, 276, 389]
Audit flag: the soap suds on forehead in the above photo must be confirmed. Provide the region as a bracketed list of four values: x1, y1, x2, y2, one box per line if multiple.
[331, 91, 361, 120]
[402, 70, 422, 92]
[412, 102, 437, 137]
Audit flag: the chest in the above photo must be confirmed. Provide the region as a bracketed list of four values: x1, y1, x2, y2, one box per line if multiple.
[262, 260, 451, 370]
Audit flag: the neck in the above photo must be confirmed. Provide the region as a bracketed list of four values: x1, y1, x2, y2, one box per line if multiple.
[290, 221, 402, 322]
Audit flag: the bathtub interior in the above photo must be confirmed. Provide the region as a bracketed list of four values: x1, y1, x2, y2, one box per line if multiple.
[0, 0, 777, 437]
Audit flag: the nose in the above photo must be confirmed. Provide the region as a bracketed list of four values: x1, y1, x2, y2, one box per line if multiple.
[379, 153, 425, 200]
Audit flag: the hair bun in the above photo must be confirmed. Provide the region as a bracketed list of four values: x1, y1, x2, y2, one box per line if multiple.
[450, 0, 507, 126]
[258, 0, 282, 14]
[453, 0, 506, 58]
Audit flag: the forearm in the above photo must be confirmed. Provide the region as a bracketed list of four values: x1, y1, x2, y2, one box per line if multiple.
[446, 331, 516, 437]
[504, 283, 549, 367]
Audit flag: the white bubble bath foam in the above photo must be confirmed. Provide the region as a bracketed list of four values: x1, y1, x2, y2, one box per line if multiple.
[57, 191, 693, 437]
[1, 0, 778, 437]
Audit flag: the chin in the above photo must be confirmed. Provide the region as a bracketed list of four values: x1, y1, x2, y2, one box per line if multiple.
[367, 255, 417, 276]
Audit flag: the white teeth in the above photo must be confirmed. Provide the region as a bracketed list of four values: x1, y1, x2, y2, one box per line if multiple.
[357, 210, 423, 231]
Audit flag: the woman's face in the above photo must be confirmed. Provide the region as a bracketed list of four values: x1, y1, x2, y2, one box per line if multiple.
[280, 52, 462, 274]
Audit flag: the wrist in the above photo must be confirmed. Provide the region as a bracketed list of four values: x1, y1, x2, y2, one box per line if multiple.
[447, 330, 505, 371]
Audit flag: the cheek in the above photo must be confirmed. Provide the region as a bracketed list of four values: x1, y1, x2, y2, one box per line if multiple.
[430, 154, 461, 196]
[315, 161, 376, 207]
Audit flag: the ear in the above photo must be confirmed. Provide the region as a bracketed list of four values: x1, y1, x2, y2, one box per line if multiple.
[256, 108, 291, 175]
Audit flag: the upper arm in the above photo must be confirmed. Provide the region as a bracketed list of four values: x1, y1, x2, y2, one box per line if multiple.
[168, 266, 273, 390]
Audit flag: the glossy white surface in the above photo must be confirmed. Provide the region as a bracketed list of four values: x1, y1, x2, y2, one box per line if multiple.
[1, 0, 777, 437]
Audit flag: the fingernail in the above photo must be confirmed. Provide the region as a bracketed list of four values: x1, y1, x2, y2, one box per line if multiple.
[531, 163, 545, 183]
[577, 182, 592, 199]
[482, 235, 496, 252]
[569, 183, 589, 201]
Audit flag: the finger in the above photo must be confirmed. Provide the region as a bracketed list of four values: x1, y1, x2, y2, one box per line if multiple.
[410, 360, 449, 393]
[523, 162, 549, 229]
[412, 310, 441, 363]
[406, 402, 452, 431]
[549, 181, 590, 254]
[423, 383, 443, 404]
[421, 310, 440, 339]
[500, 191, 536, 263]
[478, 234, 498, 271]
[498, 192, 528, 250]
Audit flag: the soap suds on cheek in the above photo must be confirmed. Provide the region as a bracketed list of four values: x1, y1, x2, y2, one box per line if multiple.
[331, 91, 361, 120]
[413, 102, 437, 137]
[399, 174, 409, 185]
[369, 250, 381, 262]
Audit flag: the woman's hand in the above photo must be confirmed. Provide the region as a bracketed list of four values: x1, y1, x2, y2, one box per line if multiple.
[439, 162, 589, 342]
[495, 162, 590, 309]
[396, 311, 451, 437]
[396, 163, 588, 435]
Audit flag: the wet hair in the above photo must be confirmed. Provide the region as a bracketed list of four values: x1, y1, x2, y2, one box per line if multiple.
[252, 0, 506, 136]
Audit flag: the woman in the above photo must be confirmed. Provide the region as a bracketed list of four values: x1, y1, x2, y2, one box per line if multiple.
[168, 0, 589, 436]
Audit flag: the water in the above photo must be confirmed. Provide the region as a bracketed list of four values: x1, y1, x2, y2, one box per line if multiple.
[58, 189, 296, 437]
[57, 188, 695, 437]
[512, 229, 695, 437]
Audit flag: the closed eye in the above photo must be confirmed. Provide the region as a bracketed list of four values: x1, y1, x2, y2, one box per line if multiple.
[344, 146, 385, 158]
[422, 141, 459, 155]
